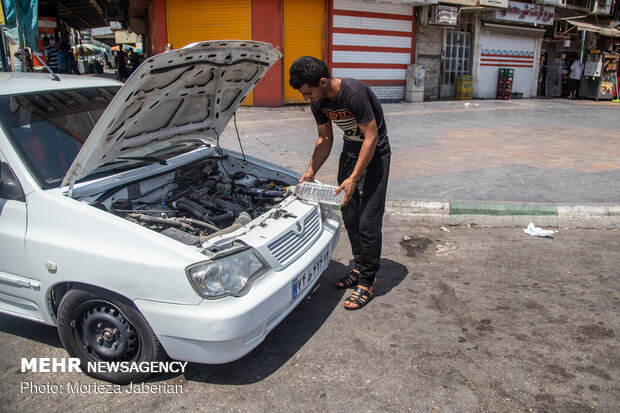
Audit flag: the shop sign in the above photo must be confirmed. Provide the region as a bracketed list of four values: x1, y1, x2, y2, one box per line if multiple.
[410, 0, 439, 5]
[440, 0, 476, 6]
[494, 1, 554, 25]
[479, 0, 508, 9]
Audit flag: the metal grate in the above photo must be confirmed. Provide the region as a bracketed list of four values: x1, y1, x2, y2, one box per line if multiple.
[268, 208, 321, 265]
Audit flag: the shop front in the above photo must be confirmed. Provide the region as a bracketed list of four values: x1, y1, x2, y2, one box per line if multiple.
[164, 0, 326, 106]
[473, 1, 553, 99]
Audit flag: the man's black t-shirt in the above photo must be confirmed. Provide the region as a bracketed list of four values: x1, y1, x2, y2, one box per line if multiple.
[311, 78, 390, 158]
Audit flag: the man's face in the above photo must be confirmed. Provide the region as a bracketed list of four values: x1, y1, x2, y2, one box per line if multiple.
[298, 78, 328, 103]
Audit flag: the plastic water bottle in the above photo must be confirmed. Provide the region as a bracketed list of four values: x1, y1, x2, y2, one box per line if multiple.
[293, 181, 345, 205]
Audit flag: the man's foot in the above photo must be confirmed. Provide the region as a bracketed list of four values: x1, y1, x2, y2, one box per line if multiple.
[335, 269, 359, 289]
[344, 285, 374, 310]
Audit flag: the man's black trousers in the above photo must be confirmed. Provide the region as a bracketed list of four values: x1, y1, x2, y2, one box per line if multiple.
[337, 150, 391, 287]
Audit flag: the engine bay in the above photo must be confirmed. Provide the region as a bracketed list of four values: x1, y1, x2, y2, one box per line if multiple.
[94, 155, 297, 246]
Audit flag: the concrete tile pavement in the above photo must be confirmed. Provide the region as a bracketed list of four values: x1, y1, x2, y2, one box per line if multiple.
[220, 99, 620, 225]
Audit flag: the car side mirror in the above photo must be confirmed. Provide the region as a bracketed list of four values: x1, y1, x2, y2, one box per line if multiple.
[0, 161, 25, 202]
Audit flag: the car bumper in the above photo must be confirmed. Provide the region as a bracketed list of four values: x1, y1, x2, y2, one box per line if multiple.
[134, 215, 340, 364]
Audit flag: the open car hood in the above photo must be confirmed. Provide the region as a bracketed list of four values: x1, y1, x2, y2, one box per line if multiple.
[61, 40, 282, 188]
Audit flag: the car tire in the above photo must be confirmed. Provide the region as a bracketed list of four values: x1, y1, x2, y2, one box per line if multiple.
[57, 288, 166, 384]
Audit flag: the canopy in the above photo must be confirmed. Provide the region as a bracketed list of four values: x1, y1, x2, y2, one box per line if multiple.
[111, 44, 134, 51]
[72, 43, 106, 56]
[566, 19, 620, 38]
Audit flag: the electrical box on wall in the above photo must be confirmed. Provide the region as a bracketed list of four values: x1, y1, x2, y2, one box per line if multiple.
[430, 5, 458, 26]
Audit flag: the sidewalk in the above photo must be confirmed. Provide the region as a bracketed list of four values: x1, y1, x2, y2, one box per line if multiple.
[220, 98, 620, 227]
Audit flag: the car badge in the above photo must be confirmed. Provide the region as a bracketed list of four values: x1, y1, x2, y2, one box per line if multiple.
[294, 221, 303, 235]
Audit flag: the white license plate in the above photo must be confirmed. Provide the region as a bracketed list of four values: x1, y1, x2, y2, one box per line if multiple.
[292, 246, 330, 299]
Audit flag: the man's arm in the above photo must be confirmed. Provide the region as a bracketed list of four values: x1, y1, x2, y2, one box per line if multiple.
[300, 121, 334, 182]
[334, 119, 379, 206]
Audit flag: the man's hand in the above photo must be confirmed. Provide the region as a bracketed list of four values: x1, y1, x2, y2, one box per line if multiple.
[335, 176, 359, 207]
[299, 172, 315, 183]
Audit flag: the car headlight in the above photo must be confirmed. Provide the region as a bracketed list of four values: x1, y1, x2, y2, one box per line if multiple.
[186, 248, 270, 299]
[319, 203, 333, 221]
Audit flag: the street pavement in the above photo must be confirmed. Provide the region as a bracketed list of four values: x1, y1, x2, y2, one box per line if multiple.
[219, 98, 620, 204]
[1, 217, 618, 412]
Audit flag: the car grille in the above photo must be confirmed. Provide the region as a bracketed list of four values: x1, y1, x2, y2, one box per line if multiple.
[268, 208, 321, 265]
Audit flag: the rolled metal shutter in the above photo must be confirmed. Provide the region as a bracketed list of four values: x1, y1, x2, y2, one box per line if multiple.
[477, 28, 538, 99]
[166, 0, 254, 105]
[283, 0, 325, 104]
[330, 0, 414, 101]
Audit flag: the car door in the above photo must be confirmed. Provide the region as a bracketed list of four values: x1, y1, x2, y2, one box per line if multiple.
[0, 155, 43, 321]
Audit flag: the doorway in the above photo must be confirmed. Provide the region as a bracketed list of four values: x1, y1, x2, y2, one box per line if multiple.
[441, 30, 471, 99]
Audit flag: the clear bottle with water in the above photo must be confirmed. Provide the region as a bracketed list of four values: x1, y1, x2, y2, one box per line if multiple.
[293, 181, 344, 205]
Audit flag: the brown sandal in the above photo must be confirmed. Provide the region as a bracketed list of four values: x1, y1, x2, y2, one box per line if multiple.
[344, 287, 374, 310]
[335, 269, 359, 289]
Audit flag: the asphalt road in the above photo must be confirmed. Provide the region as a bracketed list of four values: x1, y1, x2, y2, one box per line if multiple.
[1, 215, 618, 412]
[219, 99, 620, 204]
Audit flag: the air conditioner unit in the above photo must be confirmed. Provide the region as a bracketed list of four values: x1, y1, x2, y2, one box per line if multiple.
[591, 0, 612, 14]
[429, 5, 458, 26]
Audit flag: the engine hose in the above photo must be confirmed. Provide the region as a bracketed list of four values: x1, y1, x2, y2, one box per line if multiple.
[173, 198, 234, 224]
[202, 212, 252, 241]
[176, 217, 220, 233]
[205, 211, 234, 224]
[129, 214, 203, 234]
[213, 198, 243, 212]
[173, 198, 211, 220]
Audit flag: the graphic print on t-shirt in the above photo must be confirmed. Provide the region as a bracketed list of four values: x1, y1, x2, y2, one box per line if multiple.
[322, 108, 364, 143]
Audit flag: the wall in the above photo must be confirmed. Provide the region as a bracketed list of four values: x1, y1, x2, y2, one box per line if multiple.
[252, 0, 284, 106]
[416, 24, 443, 100]
[147, 0, 167, 56]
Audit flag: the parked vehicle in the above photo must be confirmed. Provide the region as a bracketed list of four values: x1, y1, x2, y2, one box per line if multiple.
[0, 41, 340, 383]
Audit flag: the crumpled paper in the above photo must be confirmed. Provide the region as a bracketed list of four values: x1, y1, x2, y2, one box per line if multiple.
[524, 223, 556, 238]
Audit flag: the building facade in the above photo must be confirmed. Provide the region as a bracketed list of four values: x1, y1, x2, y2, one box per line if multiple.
[139, 0, 619, 104]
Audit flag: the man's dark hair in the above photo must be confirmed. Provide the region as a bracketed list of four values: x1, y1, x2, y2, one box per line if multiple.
[289, 56, 330, 89]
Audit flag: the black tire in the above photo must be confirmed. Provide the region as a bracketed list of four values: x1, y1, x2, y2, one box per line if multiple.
[57, 288, 166, 384]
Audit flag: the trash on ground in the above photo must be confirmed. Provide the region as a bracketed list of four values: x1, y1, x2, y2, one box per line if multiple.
[402, 235, 412, 242]
[524, 223, 556, 238]
[441, 226, 450, 232]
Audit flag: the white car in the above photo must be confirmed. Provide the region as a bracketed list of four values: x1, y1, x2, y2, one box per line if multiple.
[0, 41, 340, 383]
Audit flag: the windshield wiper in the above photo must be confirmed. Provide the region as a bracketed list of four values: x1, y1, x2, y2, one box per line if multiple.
[115, 156, 168, 165]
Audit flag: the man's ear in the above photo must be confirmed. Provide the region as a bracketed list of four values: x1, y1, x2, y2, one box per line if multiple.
[319, 78, 328, 87]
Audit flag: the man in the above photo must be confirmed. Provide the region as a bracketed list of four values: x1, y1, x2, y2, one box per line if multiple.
[42, 36, 58, 72]
[289, 56, 391, 310]
[57, 42, 71, 74]
[115, 48, 128, 81]
[568, 57, 584, 99]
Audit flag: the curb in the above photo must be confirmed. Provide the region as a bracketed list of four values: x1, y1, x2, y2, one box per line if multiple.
[384, 199, 620, 229]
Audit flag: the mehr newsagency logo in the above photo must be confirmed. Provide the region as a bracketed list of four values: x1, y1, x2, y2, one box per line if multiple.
[20, 357, 185, 394]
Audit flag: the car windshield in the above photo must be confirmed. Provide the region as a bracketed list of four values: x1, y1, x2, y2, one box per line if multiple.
[0, 88, 204, 190]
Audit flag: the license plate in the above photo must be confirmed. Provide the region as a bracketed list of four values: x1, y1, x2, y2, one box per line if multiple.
[292, 246, 330, 299]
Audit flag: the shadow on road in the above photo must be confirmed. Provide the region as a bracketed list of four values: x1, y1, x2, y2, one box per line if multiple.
[0, 313, 63, 349]
[182, 258, 408, 385]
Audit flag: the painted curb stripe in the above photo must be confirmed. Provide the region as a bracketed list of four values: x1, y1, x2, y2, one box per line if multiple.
[450, 202, 557, 216]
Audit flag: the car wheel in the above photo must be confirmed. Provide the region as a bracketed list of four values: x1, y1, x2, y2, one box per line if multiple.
[57, 288, 166, 384]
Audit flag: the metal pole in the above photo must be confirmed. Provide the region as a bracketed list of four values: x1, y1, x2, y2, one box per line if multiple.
[13, 0, 27, 71]
[0, 30, 7, 71]
[0, 0, 9, 71]
[579, 31, 586, 62]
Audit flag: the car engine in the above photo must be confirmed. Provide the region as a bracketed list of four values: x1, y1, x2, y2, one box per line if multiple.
[99, 157, 295, 246]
